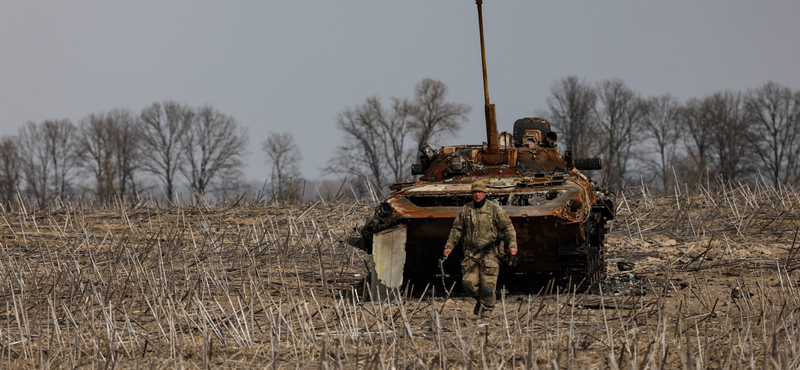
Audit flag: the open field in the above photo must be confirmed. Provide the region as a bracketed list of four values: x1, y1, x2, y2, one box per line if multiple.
[2, 179, 800, 369]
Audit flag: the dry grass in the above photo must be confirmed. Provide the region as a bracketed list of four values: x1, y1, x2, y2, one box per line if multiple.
[1, 179, 800, 369]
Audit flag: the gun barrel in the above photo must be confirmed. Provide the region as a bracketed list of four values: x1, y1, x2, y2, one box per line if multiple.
[476, 0, 499, 155]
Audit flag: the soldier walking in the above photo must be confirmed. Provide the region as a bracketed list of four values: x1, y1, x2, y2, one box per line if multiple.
[443, 180, 517, 318]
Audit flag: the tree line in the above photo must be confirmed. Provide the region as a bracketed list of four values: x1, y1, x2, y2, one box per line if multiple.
[322, 77, 800, 194]
[3, 77, 796, 207]
[0, 79, 470, 206]
[546, 77, 800, 191]
[0, 101, 249, 206]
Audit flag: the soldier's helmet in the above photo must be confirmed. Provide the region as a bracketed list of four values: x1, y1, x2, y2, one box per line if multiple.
[471, 181, 487, 193]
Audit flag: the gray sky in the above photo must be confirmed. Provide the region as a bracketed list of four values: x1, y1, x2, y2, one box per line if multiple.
[2, 1, 799, 185]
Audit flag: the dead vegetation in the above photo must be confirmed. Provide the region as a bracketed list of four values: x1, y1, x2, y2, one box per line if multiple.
[1, 178, 800, 369]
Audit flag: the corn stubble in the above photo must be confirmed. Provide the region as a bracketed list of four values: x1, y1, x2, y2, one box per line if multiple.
[1, 179, 800, 369]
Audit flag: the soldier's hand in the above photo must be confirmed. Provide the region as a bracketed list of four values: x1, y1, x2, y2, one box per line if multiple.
[443, 249, 452, 257]
[509, 248, 517, 256]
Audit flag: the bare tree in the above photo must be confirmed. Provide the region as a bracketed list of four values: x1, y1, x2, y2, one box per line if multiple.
[325, 98, 384, 191]
[262, 131, 302, 198]
[410, 78, 470, 151]
[546, 76, 597, 158]
[18, 122, 49, 203]
[706, 91, 752, 181]
[77, 109, 141, 204]
[324, 96, 414, 191]
[678, 97, 714, 184]
[789, 90, 800, 183]
[42, 119, 78, 197]
[642, 94, 681, 191]
[679, 92, 752, 184]
[745, 82, 800, 184]
[595, 79, 647, 189]
[0, 136, 21, 205]
[17, 119, 78, 203]
[181, 104, 248, 196]
[77, 113, 117, 203]
[325, 79, 469, 192]
[108, 108, 141, 198]
[138, 101, 193, 201]
[383, 98, 416, 182]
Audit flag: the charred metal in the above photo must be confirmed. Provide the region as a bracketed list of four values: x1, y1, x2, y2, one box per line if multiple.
[349, 2, 615, 292]
[351, 115, 615, 289]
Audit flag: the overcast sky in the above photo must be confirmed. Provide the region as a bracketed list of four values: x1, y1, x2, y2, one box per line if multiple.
[2, 1, 799, 185]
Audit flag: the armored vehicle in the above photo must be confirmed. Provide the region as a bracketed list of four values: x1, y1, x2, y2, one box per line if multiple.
[349, 1, 614, 292]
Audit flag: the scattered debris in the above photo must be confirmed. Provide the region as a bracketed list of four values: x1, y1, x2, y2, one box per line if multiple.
[617, 261, 635, 271]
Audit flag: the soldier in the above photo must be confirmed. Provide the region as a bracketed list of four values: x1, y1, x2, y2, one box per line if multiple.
[443, 180, 517, 317]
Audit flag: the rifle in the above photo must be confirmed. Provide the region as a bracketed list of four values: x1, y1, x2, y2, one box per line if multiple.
[465, 232, 506, 259]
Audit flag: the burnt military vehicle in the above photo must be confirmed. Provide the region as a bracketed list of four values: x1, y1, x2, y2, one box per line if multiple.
[348, 1, 614, 291]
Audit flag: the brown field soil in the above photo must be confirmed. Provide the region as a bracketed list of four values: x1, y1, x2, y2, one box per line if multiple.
[1, 182, 800, 369]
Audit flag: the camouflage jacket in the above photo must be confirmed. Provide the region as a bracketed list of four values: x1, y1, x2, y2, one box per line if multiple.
[444, 200, 517, 255]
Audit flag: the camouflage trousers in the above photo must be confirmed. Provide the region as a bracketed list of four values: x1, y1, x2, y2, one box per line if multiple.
[461, 253, 500, 312]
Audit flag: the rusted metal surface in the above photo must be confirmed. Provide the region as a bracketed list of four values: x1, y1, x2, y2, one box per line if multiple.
[350, 2, 614, 291]
[353, 120, 614, 287]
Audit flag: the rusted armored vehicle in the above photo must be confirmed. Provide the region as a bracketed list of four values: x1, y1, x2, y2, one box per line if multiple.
[349, 1, 615, 291]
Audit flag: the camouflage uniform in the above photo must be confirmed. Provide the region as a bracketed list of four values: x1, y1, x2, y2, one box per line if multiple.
[444, 199, 517, 314]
